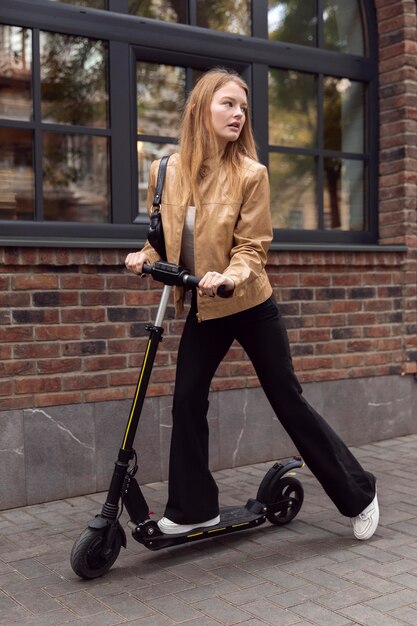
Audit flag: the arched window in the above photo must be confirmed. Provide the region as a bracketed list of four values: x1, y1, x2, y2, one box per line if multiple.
[0, 0, 377, 247]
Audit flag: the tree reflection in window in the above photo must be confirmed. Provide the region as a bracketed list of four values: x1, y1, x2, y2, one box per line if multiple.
[136, 62, 185, 213]
[269, 68, 316, 148]
[137, 63, 185, 137]
[323, 1, 365, 55]
[43, 133, 109, 223]
[268, 0, 316, 46]
[47, 0, 106, 8]
[270, 153, 316, 229]
[40, 32, 108, 128]
[196, 0, 251, 35]
[0, 25, 32, 121]
[0, 127, 34, 221]
[128, 0, 186, 22]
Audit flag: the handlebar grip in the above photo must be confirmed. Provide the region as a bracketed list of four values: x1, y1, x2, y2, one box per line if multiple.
[141, 263, 229, 298]
[183, 275, 228, 298]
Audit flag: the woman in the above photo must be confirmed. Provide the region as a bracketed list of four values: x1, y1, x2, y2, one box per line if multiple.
[125, 68, 379, 541]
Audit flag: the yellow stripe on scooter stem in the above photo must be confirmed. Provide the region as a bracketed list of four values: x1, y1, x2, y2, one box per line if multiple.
[121, 339, 152, 450]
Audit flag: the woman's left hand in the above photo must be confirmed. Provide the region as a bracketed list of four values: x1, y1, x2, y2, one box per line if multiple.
[198, 272, 235, 297]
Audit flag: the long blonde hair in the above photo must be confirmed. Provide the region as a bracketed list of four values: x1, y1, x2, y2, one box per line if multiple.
[177, 68, 258, 204]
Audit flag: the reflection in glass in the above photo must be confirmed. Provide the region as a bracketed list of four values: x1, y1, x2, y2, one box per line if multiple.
[269, 153, 317, 229]
[0, 25, 32, 121]
[269, 69, 316, 148]
[40, 32, 108, 128]
[47, 0, 106, 8]
[43, 133, 109, 222]
[323, 158, 364, 230]
[137, 63, 185, 137]
[0, 128, 34, 220]
[196, 0, 251, 35]
[268, 0, 316, 46]
[323, 0, 364, 55]
[128, 0, 186, 22]
[324, 77, 364, 153]
[137, 141, 176, 213]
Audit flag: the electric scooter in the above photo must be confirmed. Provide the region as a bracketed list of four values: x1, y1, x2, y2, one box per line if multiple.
[70, 261, 304, 579]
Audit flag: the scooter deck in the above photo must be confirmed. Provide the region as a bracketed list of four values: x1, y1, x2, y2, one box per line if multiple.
[187, 505, 264, 537]
[132, 504, 267, 550]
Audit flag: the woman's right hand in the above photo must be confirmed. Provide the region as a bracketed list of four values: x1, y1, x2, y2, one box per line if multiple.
[125, 251, 148, 275]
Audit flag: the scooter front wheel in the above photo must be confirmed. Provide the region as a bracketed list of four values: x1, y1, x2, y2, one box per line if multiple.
[70, 526, 122, 579]
[266, 477, 304, 526]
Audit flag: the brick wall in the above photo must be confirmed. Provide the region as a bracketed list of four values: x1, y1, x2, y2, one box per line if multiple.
[0, 245, 412, 413]
[376, 0, 417, 373]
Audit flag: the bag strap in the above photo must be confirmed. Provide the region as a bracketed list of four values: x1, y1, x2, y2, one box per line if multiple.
[152, 155, 170, 209]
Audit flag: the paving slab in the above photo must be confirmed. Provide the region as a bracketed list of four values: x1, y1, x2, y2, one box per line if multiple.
[1, 434, 417, 625]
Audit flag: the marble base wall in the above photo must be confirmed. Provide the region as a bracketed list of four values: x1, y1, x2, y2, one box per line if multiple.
[1, 374, 416, 510]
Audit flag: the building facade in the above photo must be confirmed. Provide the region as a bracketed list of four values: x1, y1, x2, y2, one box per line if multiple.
[0, 0, 416, 509]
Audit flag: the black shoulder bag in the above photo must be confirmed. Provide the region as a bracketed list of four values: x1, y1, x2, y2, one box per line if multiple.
[147, 155, 169, 261]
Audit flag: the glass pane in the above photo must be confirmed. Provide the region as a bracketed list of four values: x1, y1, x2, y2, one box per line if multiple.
[137, 141, 176, 213]
[0, 25, 32, 121]
[323, 0, 365, 55]
[324, 77, 364, 153]
[0, 127, 34, 221]
[128, 0, 186, 22]
[43, 133, 109, 222]
[269, 153, 317, 229]
[137, 63, 185, 137]
[269, 69, 316, 148]
[40, 32, 108, 128]
[47, 0, 106, 8]
[323, 158, 364, 230]
[196, 0, 251, 35]
[268, 0, 316, 46]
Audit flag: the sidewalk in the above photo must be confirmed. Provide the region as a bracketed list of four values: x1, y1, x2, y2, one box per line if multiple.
[1, 434, 417, 626]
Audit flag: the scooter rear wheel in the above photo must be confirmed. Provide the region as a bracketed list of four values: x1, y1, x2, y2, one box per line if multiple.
[266, 477, 304, 526]
[70, 527, 122, 579]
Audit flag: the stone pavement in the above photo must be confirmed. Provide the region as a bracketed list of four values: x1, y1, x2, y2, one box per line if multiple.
[1, 434, 417, 626]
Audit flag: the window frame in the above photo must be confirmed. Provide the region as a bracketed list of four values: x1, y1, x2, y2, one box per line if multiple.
[0, 0, 378, 247]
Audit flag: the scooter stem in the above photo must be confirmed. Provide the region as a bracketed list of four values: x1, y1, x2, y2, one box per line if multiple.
[155, 284, 172, 327]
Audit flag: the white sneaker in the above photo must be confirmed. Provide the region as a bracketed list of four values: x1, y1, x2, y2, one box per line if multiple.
[157, 515, 220, 535]
[351, 493, 379, 540]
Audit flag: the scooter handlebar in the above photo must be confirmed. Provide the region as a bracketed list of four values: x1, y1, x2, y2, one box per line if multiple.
[142, 262, 228, 297]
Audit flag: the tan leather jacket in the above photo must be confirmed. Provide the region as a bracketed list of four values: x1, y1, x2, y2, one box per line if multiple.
[141, 152, 273, 321]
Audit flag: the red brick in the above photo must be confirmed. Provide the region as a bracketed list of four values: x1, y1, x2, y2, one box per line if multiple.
[0, 360, 35, 376]
[12, 274, 58, 290]
[60, 275, 104, 289]
[84, 355, 127, 371]
[34, 391, 83, 407]
[84, 387, 127, 403]
[83, 324, 126, 340]
[15, 376, 62, 394]
[37, 358, 82, 374]
[62, 373, 108, 391]
[0, 293, 31, 307]
[14, 343, 61, 360]
[35, 325, 81, 341]
[0, 395, 33, 410]
[61, 308, 106, 323]
[0, 326, 34, 342]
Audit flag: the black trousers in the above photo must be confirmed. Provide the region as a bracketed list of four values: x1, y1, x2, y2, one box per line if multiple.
[164, 295, 376, 524]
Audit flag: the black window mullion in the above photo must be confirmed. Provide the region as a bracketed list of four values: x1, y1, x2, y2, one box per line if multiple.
[251, 63, 268, 166]
[188, 0, 196, 25]
[31, 27, 44, 221]
[317, 72, 324, 230]
[251, 0, 268, 39]
[109, 40, 134, 224]
[108, 0, 128, 12]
